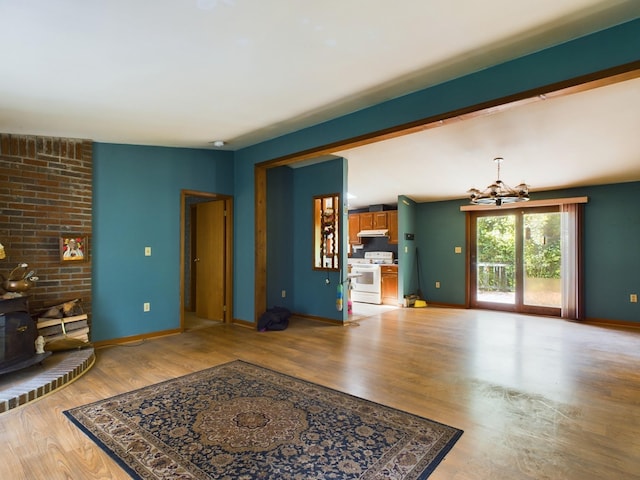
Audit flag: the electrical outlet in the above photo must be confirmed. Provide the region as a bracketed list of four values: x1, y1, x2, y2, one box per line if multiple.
[281, 290, 286, 298]
[454, 246, 462, 254]
[143, 302, 150, 312]
[435, 281, 440, 288]
[631, 294, 638, 303]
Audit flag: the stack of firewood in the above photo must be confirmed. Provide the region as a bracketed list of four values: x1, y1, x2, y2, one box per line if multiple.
[36, 299, 90, 349]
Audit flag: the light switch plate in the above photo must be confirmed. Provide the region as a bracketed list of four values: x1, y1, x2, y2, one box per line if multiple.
[145, 246, 151, 256]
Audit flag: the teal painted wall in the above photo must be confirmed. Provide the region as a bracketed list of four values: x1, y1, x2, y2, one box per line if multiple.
[266, 166, 294, 311]
[92, 143, 234, 342]
[413, 182, 640, 323]
[233, 19, 640, 323]
[558, 183, 640, 321]
[397, 195, 418, 302]
[415, 199, 468, 306]
[231, 157, 256, 322]
[291, 159, 347, 321]
[264, 160, 347, 320]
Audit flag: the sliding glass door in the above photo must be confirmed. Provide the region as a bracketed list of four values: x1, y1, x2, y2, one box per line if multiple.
[523, 210, 562, 309]
[474, 214, 517, 305]
[470, 207, 561, 316]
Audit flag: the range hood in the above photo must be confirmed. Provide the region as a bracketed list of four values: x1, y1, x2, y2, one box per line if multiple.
[357, 229, 388, 238]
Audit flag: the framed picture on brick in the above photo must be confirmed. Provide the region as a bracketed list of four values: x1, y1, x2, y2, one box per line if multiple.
[60, 236, 88, 262]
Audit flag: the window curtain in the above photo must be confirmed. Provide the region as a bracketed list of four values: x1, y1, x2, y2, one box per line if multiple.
[560, 203, 584, 320]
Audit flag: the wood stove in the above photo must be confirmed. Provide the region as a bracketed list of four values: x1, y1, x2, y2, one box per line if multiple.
[0, 296, 51, 375]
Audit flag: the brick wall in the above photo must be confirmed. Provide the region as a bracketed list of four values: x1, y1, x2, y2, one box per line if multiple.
[0, 133, 93, 321]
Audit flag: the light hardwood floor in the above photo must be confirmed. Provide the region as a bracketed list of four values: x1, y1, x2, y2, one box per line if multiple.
[1, 307, 639, 479]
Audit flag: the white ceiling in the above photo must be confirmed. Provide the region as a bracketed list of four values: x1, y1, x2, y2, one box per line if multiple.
[1, 1, 639, 207]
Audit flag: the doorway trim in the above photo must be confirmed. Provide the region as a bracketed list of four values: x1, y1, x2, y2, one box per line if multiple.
[180, 189, 234, 330]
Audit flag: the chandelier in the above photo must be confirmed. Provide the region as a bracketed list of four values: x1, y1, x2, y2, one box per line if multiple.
[467, 157, 529, 206]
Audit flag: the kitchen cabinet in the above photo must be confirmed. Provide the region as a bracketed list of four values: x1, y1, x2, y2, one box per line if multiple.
[359, 212, 374, 230]
[373, 211, 387, 229]
[381, 264, 398, 305]
[348, 214, 361, 245]
[387, 210, 398, 244]
[355, 211, 388, 230]
[348, 209, 398, 243]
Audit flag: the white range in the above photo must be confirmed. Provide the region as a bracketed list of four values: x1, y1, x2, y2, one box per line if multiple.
[347, 251, 394, 305]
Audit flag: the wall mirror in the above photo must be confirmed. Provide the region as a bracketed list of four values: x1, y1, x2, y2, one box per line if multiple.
[313, 193, 340, 270]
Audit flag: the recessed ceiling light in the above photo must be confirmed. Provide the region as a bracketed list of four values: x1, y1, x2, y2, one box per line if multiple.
[210, 140, 226, 148]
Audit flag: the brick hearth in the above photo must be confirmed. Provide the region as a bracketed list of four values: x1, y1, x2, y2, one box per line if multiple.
[0, 347, 95, 414]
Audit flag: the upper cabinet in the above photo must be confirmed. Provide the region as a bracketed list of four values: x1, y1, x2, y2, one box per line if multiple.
[355, 211, 389, 231]
[348, 209, 398, 244]
[373, 211, 387, 229]
[387, 210, 398, 244]
[348, 213, 361, 245]
[359, 212, 373, 230]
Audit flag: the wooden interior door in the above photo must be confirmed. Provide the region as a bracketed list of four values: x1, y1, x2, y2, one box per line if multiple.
[194, 200, 225, 320]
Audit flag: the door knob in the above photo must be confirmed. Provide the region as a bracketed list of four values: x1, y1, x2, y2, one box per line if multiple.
[194, 258, 200, 262]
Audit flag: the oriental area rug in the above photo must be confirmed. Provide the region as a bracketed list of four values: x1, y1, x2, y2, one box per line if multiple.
[64, 360, 462, 479]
